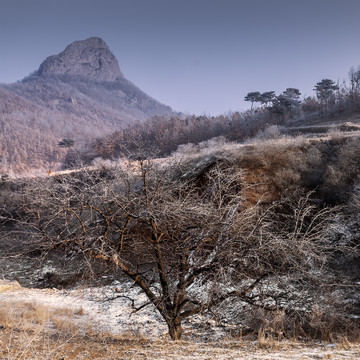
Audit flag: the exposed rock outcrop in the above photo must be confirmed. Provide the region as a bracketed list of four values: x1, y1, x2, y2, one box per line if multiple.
[38, 37, 123, 82]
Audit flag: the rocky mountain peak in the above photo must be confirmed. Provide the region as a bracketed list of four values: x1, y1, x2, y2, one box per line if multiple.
[37, 37, 123, 82]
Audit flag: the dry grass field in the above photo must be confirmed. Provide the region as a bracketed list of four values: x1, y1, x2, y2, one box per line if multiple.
[1, 280, 359, 360]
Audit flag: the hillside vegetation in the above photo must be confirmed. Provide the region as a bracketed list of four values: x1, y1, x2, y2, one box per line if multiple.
[1, 136, 359, 342]
[0, 75, 174, 174]
[73, 67, 360, 167]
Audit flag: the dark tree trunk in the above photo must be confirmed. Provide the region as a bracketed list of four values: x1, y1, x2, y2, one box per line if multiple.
[167, 317, 183, 340]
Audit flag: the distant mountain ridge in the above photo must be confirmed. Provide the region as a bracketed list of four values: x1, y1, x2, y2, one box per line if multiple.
[0, 37, 175, 174]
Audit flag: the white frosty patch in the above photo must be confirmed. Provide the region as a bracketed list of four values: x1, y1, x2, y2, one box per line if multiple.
[0, 279, 224, 339]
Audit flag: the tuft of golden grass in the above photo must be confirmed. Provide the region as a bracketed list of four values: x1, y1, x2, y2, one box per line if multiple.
[336, 335, 352, 350]
[0, 298, 93, 360]
[256, 328, 290, 351]
[0, 280, 21, 292]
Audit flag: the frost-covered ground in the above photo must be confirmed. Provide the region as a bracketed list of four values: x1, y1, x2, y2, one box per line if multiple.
[1, 279, 359, 359]
[0, 279, 227, 340]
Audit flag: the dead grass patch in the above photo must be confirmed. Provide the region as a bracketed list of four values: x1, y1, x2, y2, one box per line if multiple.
[0, 279, 21, 292]
[1, 304, 359, 360]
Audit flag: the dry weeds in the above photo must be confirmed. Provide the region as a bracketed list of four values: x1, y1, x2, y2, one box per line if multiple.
[1, 290, 359, 359]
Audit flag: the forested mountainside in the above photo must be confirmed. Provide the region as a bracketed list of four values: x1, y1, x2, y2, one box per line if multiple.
[0, 37, 174, 174]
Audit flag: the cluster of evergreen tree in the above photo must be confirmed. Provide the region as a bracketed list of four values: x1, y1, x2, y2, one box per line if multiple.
[244, 73, 360, 118]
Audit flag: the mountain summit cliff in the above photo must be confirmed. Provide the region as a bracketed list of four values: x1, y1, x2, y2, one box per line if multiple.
[38, 37, 124, 82]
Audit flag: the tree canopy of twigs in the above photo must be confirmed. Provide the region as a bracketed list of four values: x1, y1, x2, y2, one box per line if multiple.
[0, 156, 342, 340]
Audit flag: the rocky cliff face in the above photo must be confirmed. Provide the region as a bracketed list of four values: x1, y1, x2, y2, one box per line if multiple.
[37, 37, 123, 82]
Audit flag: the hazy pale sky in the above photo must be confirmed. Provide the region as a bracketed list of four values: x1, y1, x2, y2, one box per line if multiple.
[1, 0, 360, 115]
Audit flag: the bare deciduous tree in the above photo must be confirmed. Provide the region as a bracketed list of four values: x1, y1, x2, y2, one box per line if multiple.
[3, 160, 335, 340]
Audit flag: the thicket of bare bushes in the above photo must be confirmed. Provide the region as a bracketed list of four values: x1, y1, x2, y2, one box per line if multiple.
[1, 140, 360, 340]
[84, 110, 282, 164]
